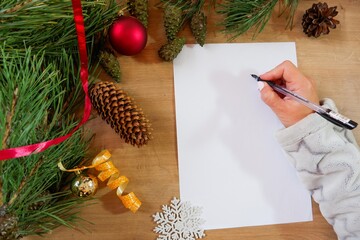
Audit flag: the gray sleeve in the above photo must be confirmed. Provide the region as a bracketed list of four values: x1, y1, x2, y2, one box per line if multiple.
[275, 98, 360, 240]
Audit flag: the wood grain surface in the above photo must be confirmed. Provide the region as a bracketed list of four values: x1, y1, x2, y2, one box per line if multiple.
[28, 0, 360, 239]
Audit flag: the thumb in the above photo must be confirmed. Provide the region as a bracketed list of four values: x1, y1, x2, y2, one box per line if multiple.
[257, 81, 283, 111]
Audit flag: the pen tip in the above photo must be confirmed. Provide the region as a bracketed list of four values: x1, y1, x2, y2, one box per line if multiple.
[251, 74, 258, 79]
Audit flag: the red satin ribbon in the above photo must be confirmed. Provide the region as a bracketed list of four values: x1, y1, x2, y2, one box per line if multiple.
[0, 0, 91, 161]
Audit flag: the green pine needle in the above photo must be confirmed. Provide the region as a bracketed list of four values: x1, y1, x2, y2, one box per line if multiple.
[0, 0, 122, 238]
[278, 0, 298, 29]
[217, 0, 298, 40]
[0, 0, 120, 56]
[0, 44, 95, 237]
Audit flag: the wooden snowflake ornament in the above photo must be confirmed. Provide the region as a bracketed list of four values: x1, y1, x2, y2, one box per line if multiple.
[153, 197, 205, 240]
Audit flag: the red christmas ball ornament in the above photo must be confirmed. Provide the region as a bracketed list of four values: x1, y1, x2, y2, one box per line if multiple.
[109, 16, 147, 56]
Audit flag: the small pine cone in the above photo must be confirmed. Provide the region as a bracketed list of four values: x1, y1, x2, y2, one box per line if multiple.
[302, 2, 340, 38]
[99, 50, 121, 83]
[0, 214, 21, 240]
[190, 11, 207, 46]
[128, 0, 149, 28]
[158, 37, 186, 62]
[164, 5, 183, 41]
[28, 191, 51, 211]
[89, 81, 152, 147]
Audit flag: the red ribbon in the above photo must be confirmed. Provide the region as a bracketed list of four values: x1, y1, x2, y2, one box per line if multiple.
[0, 0, 91, 161]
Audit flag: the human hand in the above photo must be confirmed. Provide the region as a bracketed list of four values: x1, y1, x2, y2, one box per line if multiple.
[258, 60, 320, 127]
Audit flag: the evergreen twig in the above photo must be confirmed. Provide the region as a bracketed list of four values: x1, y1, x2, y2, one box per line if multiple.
[8, 157, 44, 206]
[217, 0, 298, 39]
[3, 0, 33, 14]
[2, 88, 18, 150]
[0, 0, 120, 56]
[0, 42, 93, 237]
[0, 1, 119, 238]
[279, 0, 298, 29]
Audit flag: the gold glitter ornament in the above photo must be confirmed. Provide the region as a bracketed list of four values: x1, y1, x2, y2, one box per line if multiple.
[71, 173, 99, 197]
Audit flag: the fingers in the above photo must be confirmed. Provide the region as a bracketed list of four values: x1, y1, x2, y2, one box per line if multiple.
[257, 81, 284, 112]
[256, 60, 320, 127]
[260, 60, 302, 85]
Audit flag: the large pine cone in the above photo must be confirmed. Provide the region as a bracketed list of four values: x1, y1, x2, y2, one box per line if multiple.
[302, 2, 340, 38]
[89, 81, 152, 147]
[164, 5, 183, 41]
[190, 11, 207, 46]
[158, 37, 186, 62]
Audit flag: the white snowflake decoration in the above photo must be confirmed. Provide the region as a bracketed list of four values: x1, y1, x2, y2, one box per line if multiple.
[153, 197, 206, 240]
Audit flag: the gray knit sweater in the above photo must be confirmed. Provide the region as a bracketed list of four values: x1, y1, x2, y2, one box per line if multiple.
[275, 99, 360, 240]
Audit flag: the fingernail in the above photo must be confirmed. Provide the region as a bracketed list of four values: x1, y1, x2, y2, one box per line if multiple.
[257, 81, 265, 91]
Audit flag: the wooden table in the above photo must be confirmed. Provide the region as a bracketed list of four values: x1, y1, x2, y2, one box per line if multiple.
[29, 0, 360, 239]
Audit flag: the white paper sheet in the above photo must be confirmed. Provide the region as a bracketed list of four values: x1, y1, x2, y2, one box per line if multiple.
[173, 42, 313, 230]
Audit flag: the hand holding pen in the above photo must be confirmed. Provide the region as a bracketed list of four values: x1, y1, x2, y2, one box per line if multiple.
[254, 60, 357, 129]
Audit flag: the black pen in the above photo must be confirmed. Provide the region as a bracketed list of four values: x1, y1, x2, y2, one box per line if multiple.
[251, 74, 358, 130]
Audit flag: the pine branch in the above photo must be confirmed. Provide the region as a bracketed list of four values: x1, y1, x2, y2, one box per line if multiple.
[3, 0, 33, 14]
[217, 0, 298, 39]
[279, 0, 298, 29]
[18, 192, 95, 237]
[1, 88, 18, 150]
[0, 43, 93, 237]
[217, 0, 278, 39]
[0, 0, 120, 56]
[0, 0, 118, 237]
[8, 157, 44, 206]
